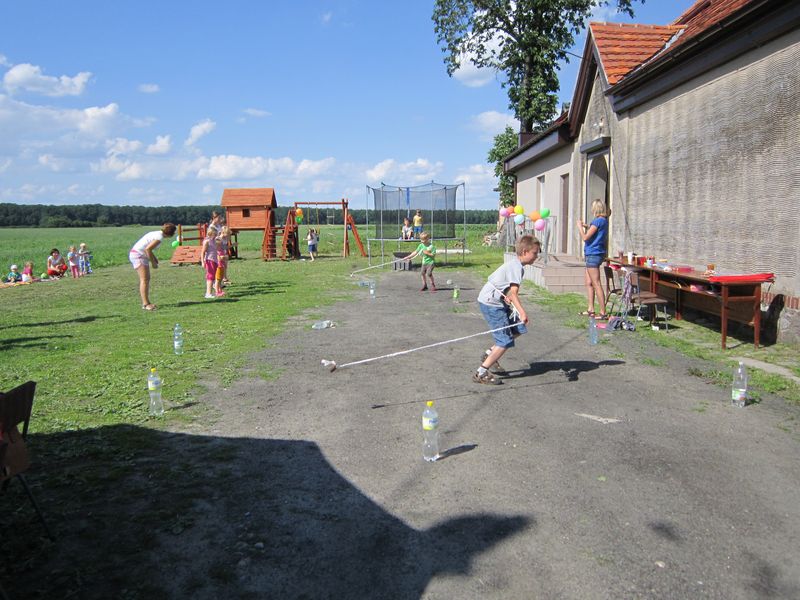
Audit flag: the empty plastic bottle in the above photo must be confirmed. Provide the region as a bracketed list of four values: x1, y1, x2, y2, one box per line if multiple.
[588, 316, 599, 345]
[368, 280, 376, 299]
[147, 368, 164, 416]
[422, 401, 439, 462]
[452, 284, 460, 302]
[311, 320, 334, 330]
[173, 323, 184, 355]
[731, 361, 748, 407]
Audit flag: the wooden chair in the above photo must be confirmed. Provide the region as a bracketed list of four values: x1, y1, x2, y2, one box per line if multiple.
[0, 381, 54, 540]
[603, 265, 623, 315]
[628, 271, 671, 330]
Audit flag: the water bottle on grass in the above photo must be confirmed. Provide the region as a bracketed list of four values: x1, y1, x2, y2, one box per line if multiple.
[173, 324, 184, 355]
[422, 401, 439, 462]
[731, 361, 748, 407]
[148, 368, 163, 416]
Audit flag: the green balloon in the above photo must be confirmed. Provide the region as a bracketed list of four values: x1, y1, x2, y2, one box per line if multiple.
[540, 208, 551, 218]
[171, 239, 180, 248]
[296, 216, 303, 223]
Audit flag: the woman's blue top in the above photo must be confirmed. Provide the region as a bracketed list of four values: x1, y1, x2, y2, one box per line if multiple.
[584, 216, 608, 256]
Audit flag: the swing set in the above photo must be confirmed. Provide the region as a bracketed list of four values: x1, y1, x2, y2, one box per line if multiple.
[293, 199, 366, 258]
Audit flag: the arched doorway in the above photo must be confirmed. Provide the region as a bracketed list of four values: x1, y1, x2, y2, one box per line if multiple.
[586, 153, 609, 221]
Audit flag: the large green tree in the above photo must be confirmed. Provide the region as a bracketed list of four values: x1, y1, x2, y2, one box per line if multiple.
[433, 0, 642, 133]
[487, 125, 519, 207]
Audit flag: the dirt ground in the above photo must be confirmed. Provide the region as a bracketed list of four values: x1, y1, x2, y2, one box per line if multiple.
[3, 268, 800, 599]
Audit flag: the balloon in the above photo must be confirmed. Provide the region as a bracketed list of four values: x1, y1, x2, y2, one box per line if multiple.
[295, 208, 303, 216]
[540, 207, 551, 218]
[534, 218, 546, 231]
[171, 239, 180, 248]
[514, 205, 524, 215]
[296, 216, 303, 223]
[499, 207, 510, 217]
[513, 214, 525, 225]
[529, 211, 541, 221]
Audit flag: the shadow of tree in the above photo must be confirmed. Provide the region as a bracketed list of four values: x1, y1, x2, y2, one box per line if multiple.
[1, 425, 531, 599]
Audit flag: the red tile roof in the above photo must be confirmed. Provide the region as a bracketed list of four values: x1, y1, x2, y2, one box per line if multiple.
[590, 23, 682, 85]
[591, 0, 758, 85]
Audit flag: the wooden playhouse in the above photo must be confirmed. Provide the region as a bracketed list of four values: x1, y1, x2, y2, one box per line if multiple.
[222, 187, 300, 260]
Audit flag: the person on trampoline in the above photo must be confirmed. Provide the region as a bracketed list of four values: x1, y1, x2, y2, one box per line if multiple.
[412, 210, 424, 238]
[405, 232, 437, 292]
[401, 218, 413, 240]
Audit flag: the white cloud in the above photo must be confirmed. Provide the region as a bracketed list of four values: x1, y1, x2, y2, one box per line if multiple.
[243, 107, 270, 117]
[365, 158, 443, 184]
[197, 155, 293, 179]
[106, 137, 143, 155]
[202, 184, 213, 194]
[453, 55, 497, 88]
[296, 157, 335, 177]
[0, 55, 10, 67]
[590, 1, 621, 22]
[146, 134, 171, 155]
[3, 63, 91, 96]
[454, 163, 495, 189]
[0, 158, 11, 173]
[321, 12, 333, 24]
[185, 118, 216, 146]
[469, 110, 519, 141]
[38, 154, 68, 172]
[138, 83, 160, 93]
[312, 180, 334, 194]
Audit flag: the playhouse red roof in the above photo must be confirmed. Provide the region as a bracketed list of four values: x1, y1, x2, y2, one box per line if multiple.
[221, 188, 277, 208]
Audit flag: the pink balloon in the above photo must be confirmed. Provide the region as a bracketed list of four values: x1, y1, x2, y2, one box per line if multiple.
[534, 218, 546, 231]
[499, 207, 509, 217]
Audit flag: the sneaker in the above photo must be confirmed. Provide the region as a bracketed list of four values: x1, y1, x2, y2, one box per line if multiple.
[481, 351, 508, 375]
[472, 371, 502, 385]
[204, 293, 215, 299]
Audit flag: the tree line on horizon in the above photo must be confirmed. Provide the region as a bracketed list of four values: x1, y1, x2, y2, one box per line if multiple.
[0, 203, 501, 227]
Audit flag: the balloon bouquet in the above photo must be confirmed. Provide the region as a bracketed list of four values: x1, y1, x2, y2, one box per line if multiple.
[499, 205, 551, 232]
[295, 207, 304, 224]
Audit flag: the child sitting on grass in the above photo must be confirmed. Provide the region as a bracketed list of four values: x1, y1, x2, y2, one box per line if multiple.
[473, 235, 540, 385]
[6, 264, 22, 283]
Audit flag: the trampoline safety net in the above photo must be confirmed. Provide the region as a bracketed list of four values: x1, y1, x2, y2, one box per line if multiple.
[367, 182, 462, 240]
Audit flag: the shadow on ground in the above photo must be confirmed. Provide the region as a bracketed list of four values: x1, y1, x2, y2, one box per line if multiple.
[1, 425, 530, 599]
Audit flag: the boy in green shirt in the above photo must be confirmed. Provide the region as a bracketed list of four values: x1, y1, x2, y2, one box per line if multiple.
[405, 232, 437, 292]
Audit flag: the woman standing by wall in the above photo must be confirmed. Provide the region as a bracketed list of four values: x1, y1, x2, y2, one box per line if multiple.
[577, 199, 609, 318]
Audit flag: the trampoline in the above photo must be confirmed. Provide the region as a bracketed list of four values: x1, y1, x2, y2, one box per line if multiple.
[365, 182, 467, 265]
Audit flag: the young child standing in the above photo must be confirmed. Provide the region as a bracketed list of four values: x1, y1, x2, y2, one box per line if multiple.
[216, 226, 231, 288]
[473, 235, 540, 385]
[67, 246, 81, 278]
[306, 228, 318, 261]
[78, 242, 93, 275]
[201, 225, 222, 299]
[412, 209, 424, 238]
[405, 231, 437, 291]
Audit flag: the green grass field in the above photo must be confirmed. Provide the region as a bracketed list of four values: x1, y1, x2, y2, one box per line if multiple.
[0, 224, 506, 434]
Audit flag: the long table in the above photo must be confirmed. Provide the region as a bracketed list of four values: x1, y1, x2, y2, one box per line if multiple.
[608, 259, 771, 349]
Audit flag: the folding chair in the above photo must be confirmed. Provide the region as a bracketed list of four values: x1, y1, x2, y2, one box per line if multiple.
[603, 265, 623, 316]
[0, 381, 54, 540]
[628, 271, 670, 330]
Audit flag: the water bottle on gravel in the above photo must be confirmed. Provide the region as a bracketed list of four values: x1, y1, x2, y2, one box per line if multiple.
[147, 368, 163, 416]
[731, 361, 748, 407]
[422, 401, 440, 462]
[588, 316, 598, 345]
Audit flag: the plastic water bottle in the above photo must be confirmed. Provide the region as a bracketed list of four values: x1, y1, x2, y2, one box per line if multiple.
[368, 280, 376, 299]
[588, 316, 599, 345]
[452, 284, 460, 302]
[731, 361, 748, 407]
[311, 320, 334, 329]
[147, 368, 164, 416]
[422, 401, 439, 462]
[173, 323, 184, 355]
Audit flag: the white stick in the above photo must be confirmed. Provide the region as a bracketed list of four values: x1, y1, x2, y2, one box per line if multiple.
[322, 323, 518, 372]
[349, 259, 403, 276]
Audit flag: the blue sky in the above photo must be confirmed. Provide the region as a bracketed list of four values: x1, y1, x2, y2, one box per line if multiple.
[0, 1, 693, 209]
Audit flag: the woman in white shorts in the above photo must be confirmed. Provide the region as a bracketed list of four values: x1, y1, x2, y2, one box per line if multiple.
[129, 223, 176, 310]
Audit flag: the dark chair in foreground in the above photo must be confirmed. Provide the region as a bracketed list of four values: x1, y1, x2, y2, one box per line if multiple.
[628, 271, 671, 330]
[0, 381, 54, 540]
[603, 265, 623, 315]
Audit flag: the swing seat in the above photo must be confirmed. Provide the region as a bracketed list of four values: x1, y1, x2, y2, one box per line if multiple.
[393, 252, 414, 271]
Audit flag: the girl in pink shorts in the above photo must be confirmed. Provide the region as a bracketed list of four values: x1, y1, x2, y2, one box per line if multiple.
[201, 226, 222, 299]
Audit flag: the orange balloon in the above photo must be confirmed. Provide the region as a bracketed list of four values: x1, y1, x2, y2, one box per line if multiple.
[295, 208, 303, 216]
[529, 211, 541, 221]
